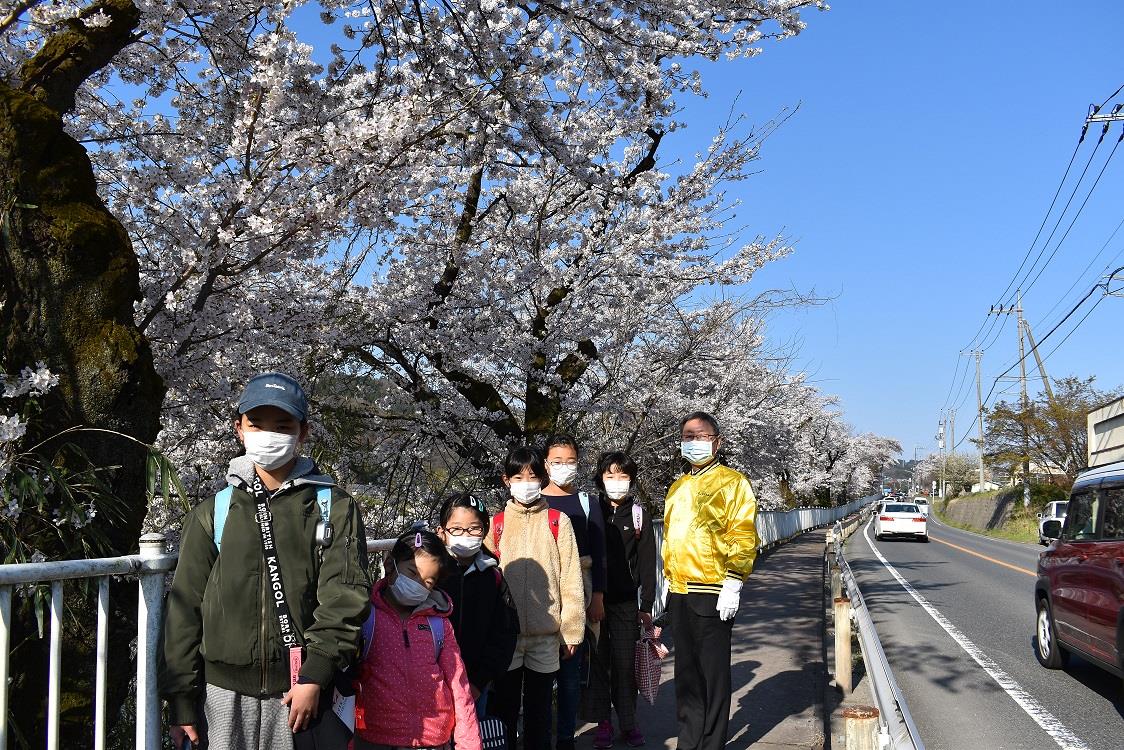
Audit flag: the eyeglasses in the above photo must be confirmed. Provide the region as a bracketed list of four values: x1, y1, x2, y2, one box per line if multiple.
[445, 525, 485, 536]
[681, 433, 717, 441]
[546, 460, 578, 468]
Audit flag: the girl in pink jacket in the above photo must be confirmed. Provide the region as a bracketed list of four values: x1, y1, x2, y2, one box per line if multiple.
[354, 528, 481, 750]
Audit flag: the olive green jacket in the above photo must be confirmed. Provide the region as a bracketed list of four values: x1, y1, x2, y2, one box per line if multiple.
[159, 457, 371, 726]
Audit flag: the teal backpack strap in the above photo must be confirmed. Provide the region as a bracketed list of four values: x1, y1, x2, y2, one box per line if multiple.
[428, 616, 445, 662]
[213, 486, 234, 552]
[578, 491, 590, 518]
[316, 485, 332, 524]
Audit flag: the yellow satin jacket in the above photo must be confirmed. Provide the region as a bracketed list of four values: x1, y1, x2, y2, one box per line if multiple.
[662, 461, 759, 595]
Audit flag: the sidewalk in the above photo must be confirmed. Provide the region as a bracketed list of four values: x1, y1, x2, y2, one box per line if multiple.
[576, 528, 828, 749]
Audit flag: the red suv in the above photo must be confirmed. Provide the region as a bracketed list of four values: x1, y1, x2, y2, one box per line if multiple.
[1035, 460, 1124, 679]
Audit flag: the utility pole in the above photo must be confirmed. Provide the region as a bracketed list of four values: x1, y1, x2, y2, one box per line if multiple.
[937, 417, 946, 499]
[963, 349, 986, 490]
[949, 408, 956, 456]
[989, 291, 1031, 507]
[1022, 321, 1055, 402]
[1017, 291, 1030, 507]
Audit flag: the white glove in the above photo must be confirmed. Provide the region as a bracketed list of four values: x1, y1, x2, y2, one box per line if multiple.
[716, 578, 743, 621]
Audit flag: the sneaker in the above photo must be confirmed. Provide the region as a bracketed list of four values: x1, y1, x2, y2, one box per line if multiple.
[593, 720, 615, 749]
[621, 728, 645, 747]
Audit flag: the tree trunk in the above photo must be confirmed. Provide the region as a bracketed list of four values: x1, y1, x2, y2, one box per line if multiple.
[0, 3, 164, 745]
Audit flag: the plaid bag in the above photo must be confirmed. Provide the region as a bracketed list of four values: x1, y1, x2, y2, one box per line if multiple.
[634, 624, 670, 705]
[479, 717, 506, 750]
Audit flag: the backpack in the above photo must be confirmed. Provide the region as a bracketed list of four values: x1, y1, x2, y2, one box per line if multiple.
[492, 508, 562, 559]
[212, 484, 333, 552]
[360, 606, 444, 663]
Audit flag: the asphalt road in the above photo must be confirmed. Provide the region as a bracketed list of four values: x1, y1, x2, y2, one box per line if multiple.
[843, 514, 1124, 750]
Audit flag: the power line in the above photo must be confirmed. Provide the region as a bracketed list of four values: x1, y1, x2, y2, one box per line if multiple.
[1032, 216, 1124, 331]
[1020, 129, 1123, 298]
[987, 127, 1092, 312]
[979, 268, 1121, 408]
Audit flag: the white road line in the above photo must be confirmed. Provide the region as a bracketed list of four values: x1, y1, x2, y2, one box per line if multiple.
[862, 521, 1090, 750]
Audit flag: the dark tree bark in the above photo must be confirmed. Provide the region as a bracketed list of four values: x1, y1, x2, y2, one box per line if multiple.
[0, 2, 164, 746]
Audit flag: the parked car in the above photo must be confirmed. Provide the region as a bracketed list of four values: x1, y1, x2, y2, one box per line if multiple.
[874, 503, 929, 542]
[912, 496, 930, 517]
[1037, 500, 1068, 545]
[1034, 460, 1124, 679]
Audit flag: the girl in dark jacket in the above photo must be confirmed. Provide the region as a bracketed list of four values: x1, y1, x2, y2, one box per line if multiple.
[581, 451, 657, 748]
[435, 493, 520, 716]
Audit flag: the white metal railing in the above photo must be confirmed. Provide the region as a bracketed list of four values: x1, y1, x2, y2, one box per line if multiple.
[650, 494, 881, 621]
[0, 535, 397, 750]
[833, 517, 925, 750]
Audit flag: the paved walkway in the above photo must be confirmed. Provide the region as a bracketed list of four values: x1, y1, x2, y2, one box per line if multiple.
[576, 529, 828, 749]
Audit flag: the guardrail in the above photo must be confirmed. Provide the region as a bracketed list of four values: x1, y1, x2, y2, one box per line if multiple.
[832, 517, 925, 750]
[0, 535, 398, 750]
[650, 494, 882, 621]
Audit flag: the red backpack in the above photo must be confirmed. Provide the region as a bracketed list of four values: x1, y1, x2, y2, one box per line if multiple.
[491, 508, 562, 559]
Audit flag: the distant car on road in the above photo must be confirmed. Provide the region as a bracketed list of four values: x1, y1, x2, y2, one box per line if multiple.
[874, 503, 929, 542]
[912, 496, 930, 517]
[1034, 460, 1124, 680]
[1036, 500, 1068, 545]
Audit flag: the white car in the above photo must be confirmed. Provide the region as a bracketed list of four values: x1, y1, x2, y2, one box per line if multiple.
[1036, 500, 1068, 545]
[874, 503, 929, 542]
[912, 496, 930, 517]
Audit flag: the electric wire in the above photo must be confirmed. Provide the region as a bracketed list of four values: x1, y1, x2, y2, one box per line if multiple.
[1032, 216, 1124, 331]
[979, 269, 1120, 408]
[1020, 130, 1123, 298]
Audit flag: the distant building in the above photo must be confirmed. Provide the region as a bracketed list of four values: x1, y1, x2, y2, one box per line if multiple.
[1088, 396, 1124, 468]
[971, 480, 1001, 493]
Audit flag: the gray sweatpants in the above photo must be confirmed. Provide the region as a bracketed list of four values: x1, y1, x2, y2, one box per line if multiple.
[202, 683, 294, 750]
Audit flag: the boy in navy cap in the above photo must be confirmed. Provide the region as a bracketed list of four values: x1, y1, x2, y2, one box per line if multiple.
[161, 372, 371, 750]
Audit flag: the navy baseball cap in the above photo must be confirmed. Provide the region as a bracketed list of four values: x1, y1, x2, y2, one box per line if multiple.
[237, 372, 308, 421]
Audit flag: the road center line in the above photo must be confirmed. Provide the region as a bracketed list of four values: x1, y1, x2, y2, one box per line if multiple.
[928, 535, 1036, 577]
[863, 521, 1090, 750]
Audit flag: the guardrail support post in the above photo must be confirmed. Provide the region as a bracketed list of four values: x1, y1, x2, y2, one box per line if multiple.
[834, 596, 852, 696]
[842, 705, 879, 750]
[137, 534, 167, 750]
[831, 563, 842, 601]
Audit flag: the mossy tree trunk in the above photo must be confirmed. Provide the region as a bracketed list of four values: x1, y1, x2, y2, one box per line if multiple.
[0, 2, 165, 746]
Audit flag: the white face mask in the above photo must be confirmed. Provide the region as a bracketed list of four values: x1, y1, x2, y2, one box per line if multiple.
[548, 464, 579, 487]
[681, 440, 715, 466]
[242, 430, 300, 470]
[604, 479, 631, 500]
[510, 481, 543, 505]
[446, 534, 483, 558]
[389, 560, 430, 606]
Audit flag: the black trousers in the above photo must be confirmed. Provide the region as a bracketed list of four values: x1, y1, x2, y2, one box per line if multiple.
[669, 592, 733, 750]
[492, 666, 556, 750]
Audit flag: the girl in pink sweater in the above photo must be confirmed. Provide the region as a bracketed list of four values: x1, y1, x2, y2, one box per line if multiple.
[354, 528, 481, 750]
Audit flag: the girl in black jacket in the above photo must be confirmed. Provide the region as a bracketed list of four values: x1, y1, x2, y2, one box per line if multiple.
[435, 493, 520, 716]
[580, 451, 657, 748]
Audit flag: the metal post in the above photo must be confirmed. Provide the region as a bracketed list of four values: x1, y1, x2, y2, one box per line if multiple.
[834, 596, 852, 695]
[1017, 290, 1031, 507]
[136, 534, 167, 750]
[94, 577, 109, 750]
[842, 705, 880, 750]
[975, 351, 985, 489]
[0, 586, 9, 750]
[47, 581, 63, 750]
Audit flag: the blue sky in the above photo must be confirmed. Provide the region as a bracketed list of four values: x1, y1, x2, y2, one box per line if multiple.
[666, 2, 1124, 459]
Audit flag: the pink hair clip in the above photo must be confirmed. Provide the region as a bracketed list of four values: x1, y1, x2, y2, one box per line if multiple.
[414, 532, 422, 548]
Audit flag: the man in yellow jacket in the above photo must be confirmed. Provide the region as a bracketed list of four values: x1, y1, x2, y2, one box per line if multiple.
[662, 411, 758, 750]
